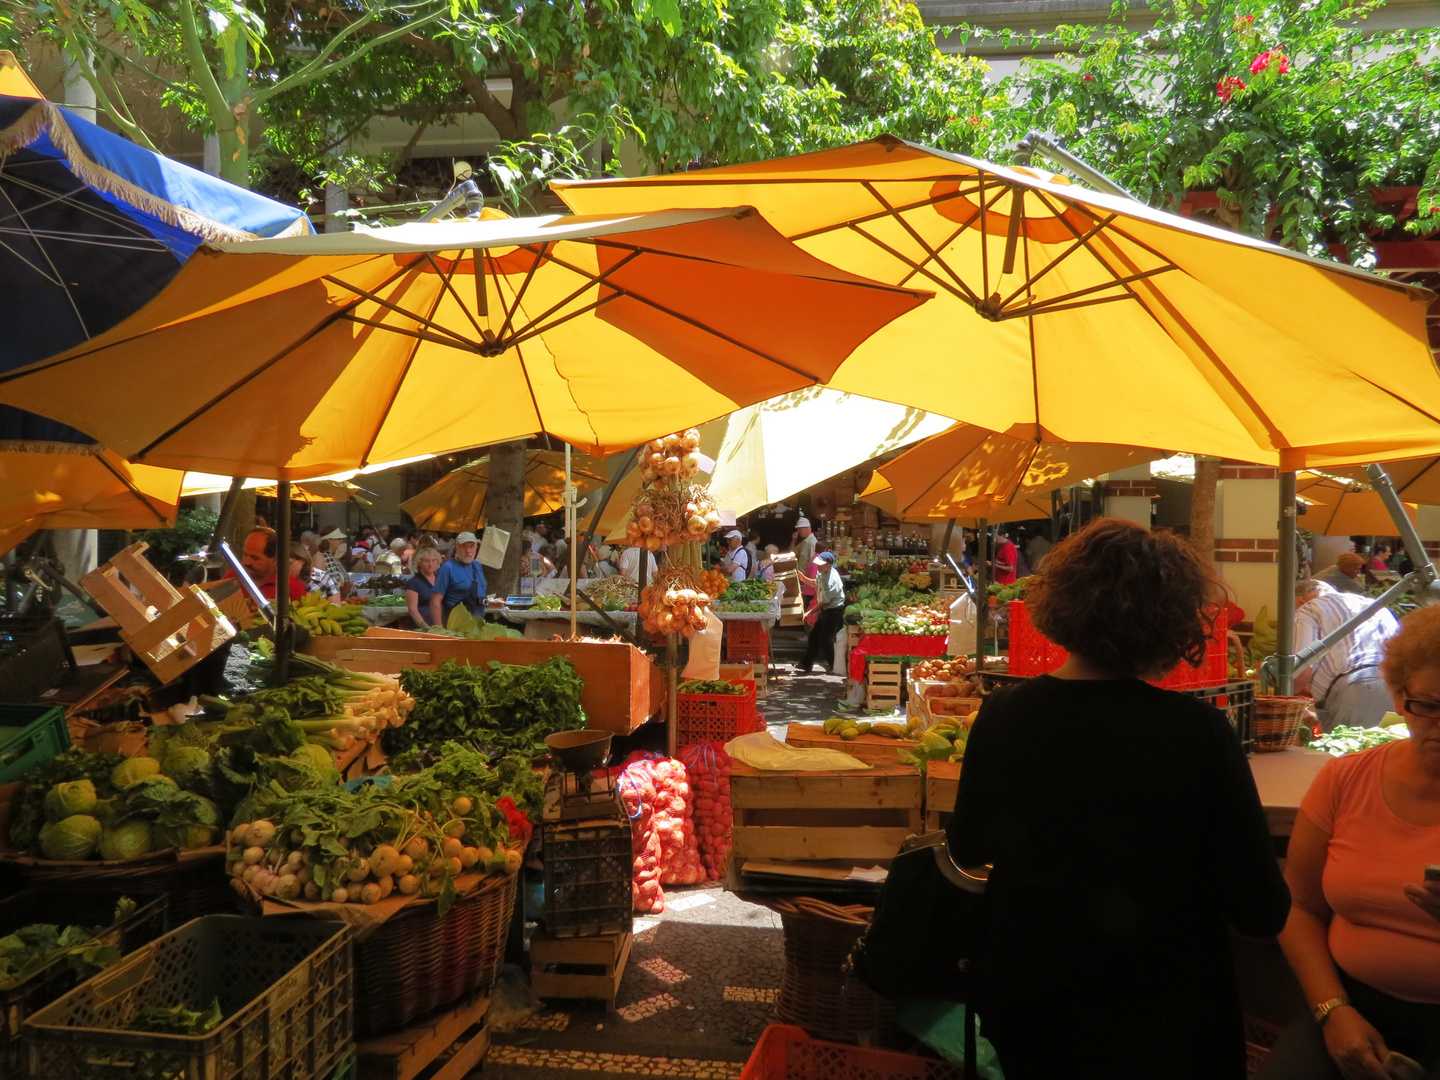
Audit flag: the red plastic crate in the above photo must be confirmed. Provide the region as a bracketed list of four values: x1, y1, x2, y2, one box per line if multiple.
[677, 680, 759, 745]
[740, 1024, 959, 1080]
[724, 619, 771, 663]
[1007, 600, 1228, 688]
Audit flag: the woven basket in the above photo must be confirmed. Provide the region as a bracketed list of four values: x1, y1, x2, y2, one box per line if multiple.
[4, 846, 236, 923]
[353, 870, 517, 1036]
[762, 897, 891, 1045]
[1253, 695, 1312, 753]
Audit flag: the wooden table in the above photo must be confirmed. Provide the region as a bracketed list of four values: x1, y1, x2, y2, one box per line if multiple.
[1248, 746, 1330, 837]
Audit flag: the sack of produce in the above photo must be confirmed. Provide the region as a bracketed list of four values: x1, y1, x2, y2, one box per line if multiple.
[679, 742, 732, 880]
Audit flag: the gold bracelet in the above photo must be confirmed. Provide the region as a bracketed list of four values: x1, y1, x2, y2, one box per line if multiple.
[1312, 997, 1350, 1026]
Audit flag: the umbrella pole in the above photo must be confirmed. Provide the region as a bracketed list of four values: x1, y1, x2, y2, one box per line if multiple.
[276, 480, 292, 684]
[975, 519, 989, 669]
[1273, 472, 1298, 695]
[567, 445, 577, 641]
[667, 632, 679, 759]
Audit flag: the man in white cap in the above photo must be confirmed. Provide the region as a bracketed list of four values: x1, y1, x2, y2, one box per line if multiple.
[792, 517, 817, 606]
[430, 531, 487, 625]
[720, 529, 749, 581]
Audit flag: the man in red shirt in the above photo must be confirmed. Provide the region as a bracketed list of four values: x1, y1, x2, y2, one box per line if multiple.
[992, 526, 1018, 585]
[228, 527, 308, 604]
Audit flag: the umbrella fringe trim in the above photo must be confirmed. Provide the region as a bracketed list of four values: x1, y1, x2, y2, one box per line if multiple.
[0, 439, 101, 455]
[0, 101, 263, 246]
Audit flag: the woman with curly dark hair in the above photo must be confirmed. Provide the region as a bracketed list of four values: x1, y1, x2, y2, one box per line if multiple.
[949, 517, 1289, 1080]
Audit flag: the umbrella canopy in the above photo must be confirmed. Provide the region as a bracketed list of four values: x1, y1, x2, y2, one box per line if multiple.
[0, 208, 927, 479]
[0, 51, 312, 372]
[1295, 472, 1417, 536]
[0, 444, 180, 555]
[857, 474, 1055, 526]
[867, 422, 1162, 520]
[1331, 457, 1440, 507]
[556, 137, 1440, 470]
[402, 449, 608, 530]
[584, 387, 952, 541]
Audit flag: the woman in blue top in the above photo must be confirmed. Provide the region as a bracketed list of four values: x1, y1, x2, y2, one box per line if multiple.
[405, 547, 443, 627]
[430, 532, 487, 626]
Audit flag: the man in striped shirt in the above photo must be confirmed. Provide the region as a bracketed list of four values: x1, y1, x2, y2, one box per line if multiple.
[1293, 579, 1400, 732]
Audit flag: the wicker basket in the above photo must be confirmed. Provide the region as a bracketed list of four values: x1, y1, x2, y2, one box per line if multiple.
[5, 845, 238, 923]
[1253, 695, 1312, 753]
[353, 870, 517, 1037]
[762, 897, 891, 1045]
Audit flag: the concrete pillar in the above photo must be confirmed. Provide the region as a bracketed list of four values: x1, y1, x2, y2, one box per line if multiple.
[62, 54, 97, 124]
[204, 135, 220, 176]
[1417, 505, 1440, 567]
[1213, 460, 1280, 622]
[1100, 464, 1155, 526]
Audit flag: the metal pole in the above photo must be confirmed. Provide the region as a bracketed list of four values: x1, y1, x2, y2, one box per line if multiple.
[974, 519, 989, 668]
[211, 476, 246, 556]
[1366, 464, 1439, 591]
[1274, 472, 1298, 695]
[566, 445, 578, 642]
[276, 480, 292, 684]
[666, 632, 679, 759]
[1015, 131, 1138, 199]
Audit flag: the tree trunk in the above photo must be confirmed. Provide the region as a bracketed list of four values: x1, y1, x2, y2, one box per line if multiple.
[1190, 456, 1219, 562]
[483, 440, 529, 596]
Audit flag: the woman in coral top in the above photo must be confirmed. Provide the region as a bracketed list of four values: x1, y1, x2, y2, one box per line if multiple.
[1263, 606, 1440, 1079]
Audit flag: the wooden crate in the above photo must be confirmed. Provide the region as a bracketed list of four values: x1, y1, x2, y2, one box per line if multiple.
[356, 992, 490, 1080]
[784, 721, 916, 766]
[865, 660, 903, 710]
[79, 543, 234, 684]
[305, 630, 661, 733]
[530, 930, 631, 1011]
[924, 759, 962, 832]
[729, 761, 922, 861]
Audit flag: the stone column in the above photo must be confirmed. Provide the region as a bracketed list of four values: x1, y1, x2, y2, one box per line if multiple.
[1213, 460, 1280, 621]
[1100, 464, 1155, 526]
[1416, 505, 1440, 568]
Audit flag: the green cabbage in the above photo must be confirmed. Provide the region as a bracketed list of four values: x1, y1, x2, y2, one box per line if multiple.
[39, 814, 103, 860]
[162, 747, 211, 788]
[43, 780, 97, 822]
[111, 758, 162, 791]
[288, 744, 339, 781]
[98, 821, 151, 861]
[153, 824, 218, 851]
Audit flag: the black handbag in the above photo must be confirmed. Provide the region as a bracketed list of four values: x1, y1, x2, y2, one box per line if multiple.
[848, 831, 988, 1075]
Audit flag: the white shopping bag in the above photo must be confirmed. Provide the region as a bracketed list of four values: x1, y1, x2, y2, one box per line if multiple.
[479, 526, 510, 569]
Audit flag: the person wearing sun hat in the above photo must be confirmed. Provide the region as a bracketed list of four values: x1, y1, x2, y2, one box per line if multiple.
[315, 527, 350, 592]
[431, 530, 487, 625]
[797, 551, 846, 673]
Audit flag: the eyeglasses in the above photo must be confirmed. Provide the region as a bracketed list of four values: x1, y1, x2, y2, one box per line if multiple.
[1402, 694, 1440, 720]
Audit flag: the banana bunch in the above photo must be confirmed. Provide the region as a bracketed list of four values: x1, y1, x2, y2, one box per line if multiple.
[900, 717, 968, 772]
[1248, 604, 1277, 667]
[821, 718, 911, 741]
[294, 591, 370, 637]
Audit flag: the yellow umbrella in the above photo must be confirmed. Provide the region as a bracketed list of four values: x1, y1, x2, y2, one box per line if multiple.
[867, 422, 1162, 520]
[402, 449, 607, 530]
[1295, 472, 1417, 536]
[556, 137, 1440, 469]
[0, 444, 180, 555]
[857, 474, 1056, 526]
[1331, 457, 1440, 506]
[0, 209, 927, 479]
[583, 387, 952, 541]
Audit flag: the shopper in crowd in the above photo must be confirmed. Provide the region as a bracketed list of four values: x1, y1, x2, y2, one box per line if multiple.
[791, 517, 817, 601]
[744, 529, 762, 580]
[1294, 579, 1400, 732]
[1024, 529, 1052, 573]
[590, 545, 618, 578]
[405, 547, 443, 628]
[1012, 526, 1032, 578]
[1369, 543, 1394, 573]
[990, 525, 1018, 585]
[949, 518, 1288, 1080]
[618, 545, 657, 583]
[1316, 552, 1368, 596]
[756, 544, 779, 582]
[537, 543, 560, 579]
[315, 528, 350, 590]
[719, 529, 750, 581]
[796, 551, 846, 674]
[1258, 605, 1440, 1080]
[289, 542, 339, 602]
[430, 531, 487, 625]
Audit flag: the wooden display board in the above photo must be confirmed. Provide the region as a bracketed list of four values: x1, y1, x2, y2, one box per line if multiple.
[924, 760, 962, 832]
[729, 761, 922, 861]
[305, 629, 662, 733]
[530, 930, 631, 1011]
[784, 721, 916, 766]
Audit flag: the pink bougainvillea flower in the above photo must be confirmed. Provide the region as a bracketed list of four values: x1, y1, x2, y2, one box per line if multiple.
[1216, 76, 1247, 102]
[1250, 49, 1290, 74]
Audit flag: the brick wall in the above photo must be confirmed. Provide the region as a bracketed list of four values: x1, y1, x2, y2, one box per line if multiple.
[1217, 459, 1278, 481]
[1214, 538, 1280, 563]
[1100, 479, 1159, 498]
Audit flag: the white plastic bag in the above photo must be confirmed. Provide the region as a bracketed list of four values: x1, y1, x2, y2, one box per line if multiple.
[947, 593, 977, 657]
[682, 608, 723, 680]
[480, 526, 510, 570]
[831, 626, 848, 677]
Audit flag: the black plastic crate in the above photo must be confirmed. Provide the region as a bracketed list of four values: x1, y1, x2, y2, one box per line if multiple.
[542, 817, 633, 939]
[23, 915, 352, 1080]
[1182, 680, 1256, 750]
[0, 889, 167, 1076]
[0, 618, 76, 704]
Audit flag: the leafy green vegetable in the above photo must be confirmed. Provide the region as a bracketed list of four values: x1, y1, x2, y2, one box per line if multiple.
[39, 814, 103, 860]
[1309, 724, 1409, 757]
[44, 780, 97, 822]
[385, 658, 585, 759]
[111, 757, 162, 791]
[128, 998, 223, 1036]
[99, 821, 151, 861]
[10, 750, 125, 853]
[677, 680, 746, 695]
[0, 897, 136, 987]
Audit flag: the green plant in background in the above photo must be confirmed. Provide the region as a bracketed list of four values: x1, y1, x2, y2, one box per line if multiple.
[131, 507, 217, 576]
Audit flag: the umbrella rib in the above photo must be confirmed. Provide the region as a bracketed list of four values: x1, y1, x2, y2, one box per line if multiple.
[605, 290, 816, 380]
[785, 180, 987, 243]
[493, 242, 551, 343]
[998, 267, 1176, 318]
[0, 232, 69, 284]
[0, 173, 164, 240]
[91, 450, 169, 525]
[337, 315, 479, 352]
[995, 211, 1123, 310]
[0, 177, 89, 337]
[0, 227, 172, 252]
[845, 222, 982, 306]
[420, 252, 486, 339]
[504, 291, 625, 349]
[859, 179, 976, 299]
[131, 260, 421, 461]
[896, 220, 970, 290]
[505, 247, 645, 337]
[322, 273, 479, 351]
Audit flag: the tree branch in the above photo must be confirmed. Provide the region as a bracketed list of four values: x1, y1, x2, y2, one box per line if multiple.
[174, 0, 235, 125]
[57, 33, 161, 150]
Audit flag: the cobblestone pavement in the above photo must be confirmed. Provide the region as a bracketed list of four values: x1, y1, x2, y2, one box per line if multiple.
[483, 665, 850, 1080]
